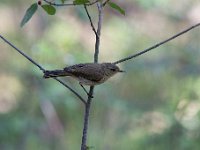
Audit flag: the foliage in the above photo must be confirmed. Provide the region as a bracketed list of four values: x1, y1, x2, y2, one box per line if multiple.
[20, 3, 38, 27]
[41, 5, 56, 15]
[20, 0, 125, 27]
[0, 0, 200, 150]
[108, 1, 125, 15]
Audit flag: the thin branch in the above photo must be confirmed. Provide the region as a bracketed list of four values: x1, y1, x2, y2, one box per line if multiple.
[54, 78, 86, 104]
[114, 22, 200, 64]
[43, 0, 100, 7]
[94, 2, 103, 63]
[0, 35, 86, 104]
[81, 2, 103, 150]
[86, 0, 101, 6]
[84, 4, 98, 36]
[102, 0, 110, 7]
[0, 35, 45, 72]
[81, 86, 94, 150]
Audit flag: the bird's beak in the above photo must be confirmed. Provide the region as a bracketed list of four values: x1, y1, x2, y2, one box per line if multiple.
[119, 70, 125, 73]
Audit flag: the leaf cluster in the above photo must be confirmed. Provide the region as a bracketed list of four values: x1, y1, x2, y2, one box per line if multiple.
[20, 0, 125, 27]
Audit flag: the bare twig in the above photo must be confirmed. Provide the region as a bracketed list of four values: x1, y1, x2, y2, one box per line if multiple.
[102, 0, 110, 7]
[94, 2, 103, 63]
[84, 4, 98, 36]
[81, 2, 103, 150]
[0, 35, 45, 71]
[54, 78, 86, 104]
[43, 0, 100, 7]
[114, 22, 200, 64]
[0, 35, 86, 104]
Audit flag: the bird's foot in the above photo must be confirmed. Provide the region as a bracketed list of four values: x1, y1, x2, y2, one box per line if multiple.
[87, 93, 94, 98]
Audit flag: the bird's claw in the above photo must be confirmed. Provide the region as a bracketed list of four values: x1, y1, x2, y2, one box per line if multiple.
[87, 93, 94, 98]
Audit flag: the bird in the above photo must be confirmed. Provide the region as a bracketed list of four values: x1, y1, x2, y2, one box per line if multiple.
[43, 62, 124, 86]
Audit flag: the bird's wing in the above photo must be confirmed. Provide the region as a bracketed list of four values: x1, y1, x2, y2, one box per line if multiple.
[64, 63, 104, 82]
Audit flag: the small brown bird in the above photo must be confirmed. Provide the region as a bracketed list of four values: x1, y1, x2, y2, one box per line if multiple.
[43, 62, 124, 86]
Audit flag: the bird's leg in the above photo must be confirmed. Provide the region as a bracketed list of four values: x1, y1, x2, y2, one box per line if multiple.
[79, 83, 93, 98]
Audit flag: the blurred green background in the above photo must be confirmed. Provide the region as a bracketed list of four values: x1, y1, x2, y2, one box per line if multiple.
[0, 0, 200, 150]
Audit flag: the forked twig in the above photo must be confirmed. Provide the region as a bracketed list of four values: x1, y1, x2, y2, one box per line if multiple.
[81, 2, 104, 150]
[94, 2, 103, 63]
[84, 4, 98, 36]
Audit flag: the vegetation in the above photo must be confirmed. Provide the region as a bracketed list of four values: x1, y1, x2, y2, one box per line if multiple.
[0, 0, 200, 149]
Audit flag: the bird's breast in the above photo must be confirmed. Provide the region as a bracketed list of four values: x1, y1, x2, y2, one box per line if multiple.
[77, 76, 108, 86]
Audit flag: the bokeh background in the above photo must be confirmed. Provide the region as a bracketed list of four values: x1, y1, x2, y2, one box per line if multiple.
[1, 0, 200, 149]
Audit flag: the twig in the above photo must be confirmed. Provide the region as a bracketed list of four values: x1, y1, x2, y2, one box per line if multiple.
[0, 35, 86, 104]
[84, 4, 98, 36]
[54, 78, 86, 104]
[81, 2, 103, 150]
[102, 0, 110, 7]
[0, 35, 45, 71]
[114, 22, 200, 64]
[94, 2, 103, 63]
[43, 0, 100, 7]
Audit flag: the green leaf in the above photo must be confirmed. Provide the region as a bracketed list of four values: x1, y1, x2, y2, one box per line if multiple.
[73, 0, 89, 5]
[41, 5, 56, 15]
[108, 2, 125, 15]
[20, 3, 38, 27]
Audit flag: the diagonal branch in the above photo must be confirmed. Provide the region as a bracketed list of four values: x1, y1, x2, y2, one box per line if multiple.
[0, 35, 86, 104]
[102, 0, 110, 7]
[114, 22, 200, 64]
[54, 78, 86, 104]
[83, 2, 103, 63]
[84, 4, 98, 36]
[0, 35, 45, 71]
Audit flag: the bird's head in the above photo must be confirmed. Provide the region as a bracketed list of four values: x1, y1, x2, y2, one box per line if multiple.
[102, 63, 124, 77]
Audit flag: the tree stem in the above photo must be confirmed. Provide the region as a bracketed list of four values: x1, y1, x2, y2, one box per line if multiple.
[81, 2, 103, 150]
[81, 86, 94, 150]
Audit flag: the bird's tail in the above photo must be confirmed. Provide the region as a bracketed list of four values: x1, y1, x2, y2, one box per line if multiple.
[43, 70, 70, 78]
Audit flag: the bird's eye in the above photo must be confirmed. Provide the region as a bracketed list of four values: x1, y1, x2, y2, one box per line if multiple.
[110, 68, 116, 71]
[77, 64, 84, 68]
